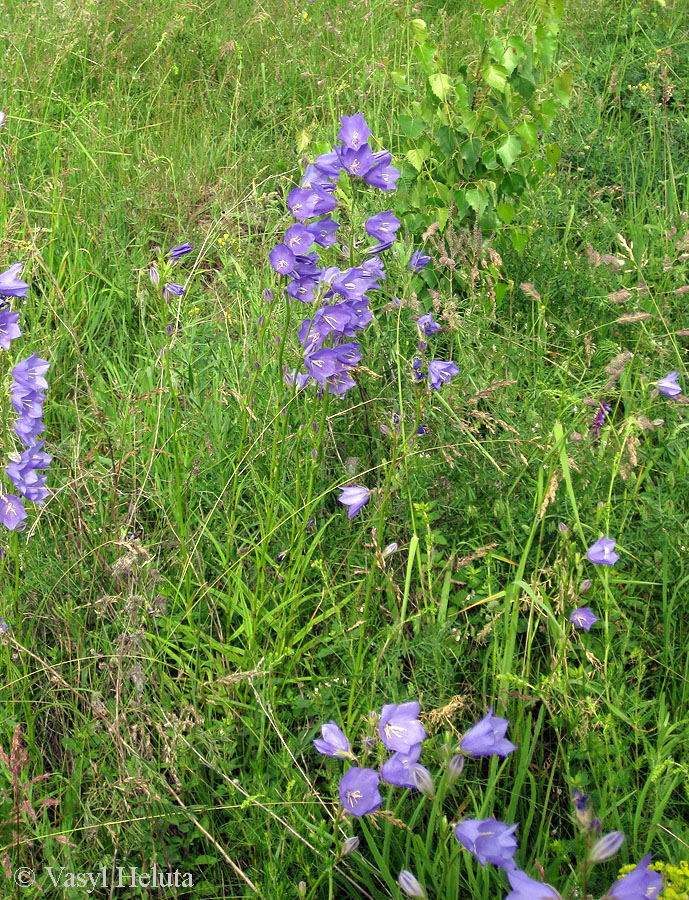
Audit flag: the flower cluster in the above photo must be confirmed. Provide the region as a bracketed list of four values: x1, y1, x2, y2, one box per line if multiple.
[0, 264, 51, 531]
[313, 703, 515, 819]
[149, 241, 194, 301]
[410, 311, 459, 391]
[269, 113, 402, 400]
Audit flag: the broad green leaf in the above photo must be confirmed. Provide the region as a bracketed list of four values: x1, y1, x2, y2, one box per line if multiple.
[429, 72, 453, 101]
[481, 145, 498, 170]
[406, 147, 428, 172]
[512, 73, 536, 100]
[516, 120, 539, 147]
[410, 17, 427, 43]
[510, 228, 529, 254]
[413, 41, 437, 74]
[436, 126, 460, 157]
[497, 202, 515, 224]
[398, 115, 426, 139]
[390, 69, 409, 89]
[466, 187, 488, 215]
[455, 81, 469, 109]
[545, 141, 561, 167]
[460, 137, 481, 172]
[436, 206, 449, 231]
[295, 130, 310, 153]
[532, 158, 547, 176]
[471, 12, 487, 45]
[482, 64, 508, 93]
[453, 189, 470, 221]
[554, 71, 573, 107]
[501, 44, 520, 75]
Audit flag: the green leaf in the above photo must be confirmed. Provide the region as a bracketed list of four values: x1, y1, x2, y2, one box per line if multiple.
[532, 158, 547, 176]
[471, 13, 487, 45]
[482, 64, 508, 92]
[460, 137, 481, 173]
[429, 72, 453, 101]
[455, 81, 469, 108]
[497, 202, 515, 224]
[390, 69, 409, 90]
[436, 126, 460, 157]
[413, 42, 437, 75]
[453, 189, 469, 221]
[466, 187, 488, 215]
[398, 115, 426, 139]
[295, 129, 310, 153]
[512, 73, 536, 100]
[410, 17, 427, 43]
[553, 71, 573, 107]
[406, 147, 428, 172]
[545, 142, 561, 167]
[510, 228, 529, 254]
[516, 120, 539, 147]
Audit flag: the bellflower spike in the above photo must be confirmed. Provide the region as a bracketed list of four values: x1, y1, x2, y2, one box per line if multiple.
[338, 767, 382, 817]
[428, 360, 459, 390]
[338, 114, 371, 150]
[0, 494, 27, 531]
[410, 250, 432, 272]
[460, 707, 516, 757]
[569, 607, 599, 631]
[607, 853, 663, 900]
[338, 485, 371, 519]
[657, 371, 682, 399]
[586, 536, 619, 566]
[379, 701, 426, 753]
[589, 831, 625, 863]
[313, 721, 353, 759]
[506, 870, 562, 900]
[0, 264, 29, 299]
[167, 242, 193, 261]
[381, 744, 422, 789]
[0, 308, 22, 350]
[398, 870, 426, 899]
[454, 818, 519, 870]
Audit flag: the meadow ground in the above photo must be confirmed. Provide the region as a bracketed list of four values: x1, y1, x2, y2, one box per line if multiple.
[1, 0, 689, 896]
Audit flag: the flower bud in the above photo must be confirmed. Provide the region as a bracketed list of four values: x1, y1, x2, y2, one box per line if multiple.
[297, 881, 307, 898]
[588, 830, 625, 863]
[150, 265, 160, 286]
[340, 836, 359, 857]
[412, 765, 435, 798]
[447, 754, 465, 784]
[558, 522, 569, 536]
[580, 579, 592, 593]
[398, 870, 426, 898]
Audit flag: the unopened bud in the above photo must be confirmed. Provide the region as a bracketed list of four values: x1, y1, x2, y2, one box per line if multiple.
[448, 754, 465, 784]
[150, 265, 160, 286]
[580, 579, 592, 593]
[398, 870, 426, 898]
[297, 881, 307, 898]
[340, 836, 360, 857]
[412, 765, 435, 798]
[589, 830, 625, 863]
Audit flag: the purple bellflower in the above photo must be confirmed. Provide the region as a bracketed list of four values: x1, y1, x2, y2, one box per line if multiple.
[657, 371, 682, 399]
[12, 353, 50, 391]
[0, 308, 22, 350]
[306, 216, 339, 248]
[607, 853, 663, 900]
[337, 144, 376, 178]
[0, 264, 30, 299]
[454, 818, 519, 870]
[0, 494, 27, 531]
[365, 160, 401, 191]
[410, 250, 432, 271]
[285, 223, 314, 255]
[338, 767, 382, 817]
[269, 244, 296, 275]
[338, 114, 371, 150]
[313, 721, 353, 759]
[378, 701, 426, 753]
[381, 743, 423, 789]
[365, 211, 401, 243]
[416, 314, 441, 337]
[569, 607, 599, 631]
[167, 242, 193, 261]
[163, 282, 185, 300]
[428, 360, 459, 391]
[587, 536, 619, 566]
[460, 707, 516, 758]
[338, 486, 371, 518]
[505, 870, 562, 900]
